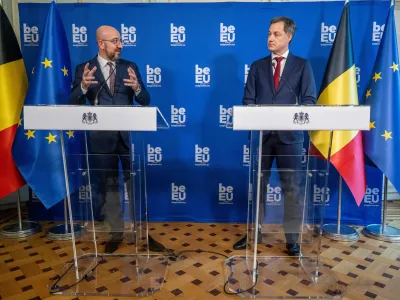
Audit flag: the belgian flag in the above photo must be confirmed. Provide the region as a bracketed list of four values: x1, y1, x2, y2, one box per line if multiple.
[310, 2, 366, 206]
[0, 5, 27, 198]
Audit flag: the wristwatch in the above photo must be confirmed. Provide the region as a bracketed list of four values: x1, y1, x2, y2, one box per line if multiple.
[134, 85, 141, 94]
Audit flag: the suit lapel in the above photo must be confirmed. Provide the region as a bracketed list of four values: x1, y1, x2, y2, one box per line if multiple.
[276, 52, 294, 95]
[261, 56, 275, 95]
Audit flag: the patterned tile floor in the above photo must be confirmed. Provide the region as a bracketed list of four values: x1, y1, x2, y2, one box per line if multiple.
[0, 209, 399, 300]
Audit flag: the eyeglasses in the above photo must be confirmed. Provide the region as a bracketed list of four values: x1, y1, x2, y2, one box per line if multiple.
[102, 38, 123, 45]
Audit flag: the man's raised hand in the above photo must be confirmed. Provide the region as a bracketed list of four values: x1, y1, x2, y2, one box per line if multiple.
[81, 63, 98, 90]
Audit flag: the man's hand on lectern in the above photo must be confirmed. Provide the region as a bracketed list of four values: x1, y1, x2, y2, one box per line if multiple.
[81, 63, 98, 90]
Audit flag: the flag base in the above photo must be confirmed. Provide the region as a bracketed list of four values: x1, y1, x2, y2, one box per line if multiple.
[0, 221, 42, 238]
[46, 223, 83, 241]
[322, 224, 359, 242]
[362, 224, 400, 242]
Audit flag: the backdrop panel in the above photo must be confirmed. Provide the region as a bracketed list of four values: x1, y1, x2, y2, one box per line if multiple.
[19, 1, 388, 225]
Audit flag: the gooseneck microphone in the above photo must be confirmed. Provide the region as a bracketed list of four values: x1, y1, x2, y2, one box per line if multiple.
[272, 61, 299, 105]
[94, 61, 117, 106]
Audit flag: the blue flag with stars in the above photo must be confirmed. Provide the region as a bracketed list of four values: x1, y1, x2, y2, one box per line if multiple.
[363, 4, 400, 194]
[12, 1, 82, 209]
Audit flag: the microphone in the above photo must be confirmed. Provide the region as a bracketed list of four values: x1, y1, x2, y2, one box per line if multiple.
[272, 61, 299, 105]
[94, 61, 117, 106]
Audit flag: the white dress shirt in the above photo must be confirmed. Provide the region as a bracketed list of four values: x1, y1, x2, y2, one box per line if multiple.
[271, 49, 289, 77]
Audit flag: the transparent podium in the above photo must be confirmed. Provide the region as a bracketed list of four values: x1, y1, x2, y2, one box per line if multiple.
[224, 105, 370, 299]
[23, 105, 169, 297]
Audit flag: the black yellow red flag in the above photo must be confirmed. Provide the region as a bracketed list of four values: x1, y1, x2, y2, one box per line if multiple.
[0, 5, 27, 198]
[310, 2, 366, 206]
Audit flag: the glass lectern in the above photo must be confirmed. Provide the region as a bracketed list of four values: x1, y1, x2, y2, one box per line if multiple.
[224, 104, 370, 299]
[23, 105, 169, 297]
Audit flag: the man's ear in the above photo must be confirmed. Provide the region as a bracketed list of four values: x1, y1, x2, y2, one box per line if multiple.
[98, 40, 104, 50]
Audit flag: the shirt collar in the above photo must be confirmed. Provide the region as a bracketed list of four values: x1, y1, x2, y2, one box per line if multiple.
[271, 49, 289, 61]
[97, 54, 115, 69]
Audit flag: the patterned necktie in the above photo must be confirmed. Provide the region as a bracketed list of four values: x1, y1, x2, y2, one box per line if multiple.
[273, 56, 284, 91]
[107, 62, 115, 95]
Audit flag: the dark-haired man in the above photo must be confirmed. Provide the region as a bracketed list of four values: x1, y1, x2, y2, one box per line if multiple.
[233, 17, 317, 256]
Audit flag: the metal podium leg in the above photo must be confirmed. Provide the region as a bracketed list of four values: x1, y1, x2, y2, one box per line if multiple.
[60, 131, 80, 280]
[0, 190, 42, 239]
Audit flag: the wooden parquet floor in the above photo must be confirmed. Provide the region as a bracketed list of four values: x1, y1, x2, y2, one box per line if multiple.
[0, 212, 399, 300]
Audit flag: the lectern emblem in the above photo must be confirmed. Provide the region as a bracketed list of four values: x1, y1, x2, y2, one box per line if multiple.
[82, 112, 98, 124]
[293, 112, 309, 125]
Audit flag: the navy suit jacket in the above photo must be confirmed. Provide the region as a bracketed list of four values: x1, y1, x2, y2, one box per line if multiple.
[69, 56, 150, 153]
[243, 52, 317, 144]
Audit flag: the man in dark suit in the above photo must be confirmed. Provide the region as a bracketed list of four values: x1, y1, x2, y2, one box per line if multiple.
[233, 17, 317, 256]
[69, 25, 165, 254]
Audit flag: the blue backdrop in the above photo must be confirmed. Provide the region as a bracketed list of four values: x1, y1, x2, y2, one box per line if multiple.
[19, 1, 387, 225]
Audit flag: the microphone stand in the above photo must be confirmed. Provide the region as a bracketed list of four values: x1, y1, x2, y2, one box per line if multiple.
[94, 62, 117, 105]
[272, 61, 299, 104]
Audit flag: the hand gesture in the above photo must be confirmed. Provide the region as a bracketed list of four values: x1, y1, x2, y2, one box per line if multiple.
[124, 67, 140, 92]
[81, 63, 98, 90]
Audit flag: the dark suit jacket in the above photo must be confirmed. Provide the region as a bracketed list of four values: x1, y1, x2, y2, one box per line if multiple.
[243, 52, 317, 144]
[69, 55, 150, 153]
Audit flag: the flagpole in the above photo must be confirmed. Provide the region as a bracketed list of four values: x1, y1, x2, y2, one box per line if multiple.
[382, 176, 389, 232]
[322, 176, 359, 241]
[17, 189, 23, 231]
[337, 176, 342, 233]
[45, 197, 82, 241]
[0, 189, 42, 238]
[362, 175, 400, 241]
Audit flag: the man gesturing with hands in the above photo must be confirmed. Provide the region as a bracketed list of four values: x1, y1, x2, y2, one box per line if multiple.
[71, 25, 147, 104]
[69, 25, 164, 254]
[78, 63, 142, 93]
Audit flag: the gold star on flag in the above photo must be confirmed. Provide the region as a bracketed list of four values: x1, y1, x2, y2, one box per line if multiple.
[390, 62, 399, 72]
[370, 121, 376, 129]
[366, 89, 372, 98]
[381, 130, 393, 141]
[45, 132, 57, 144]
[25, 130, 36, 139]
[65, 130, 74, 138]
[61, 66, 68, 76]
[18, 118, 23, 127]
[41, 57, 53, 69]
[372, 72, 382, 82]
[31, 67, 35, 75]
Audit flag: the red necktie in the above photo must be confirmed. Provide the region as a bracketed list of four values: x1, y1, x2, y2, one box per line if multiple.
[107, 62, 115, 95]
[273, 56, 284, 91]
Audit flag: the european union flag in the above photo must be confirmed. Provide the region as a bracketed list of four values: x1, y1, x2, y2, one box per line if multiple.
[363, 4, 400, 194]
[12, 1, 82, 209]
